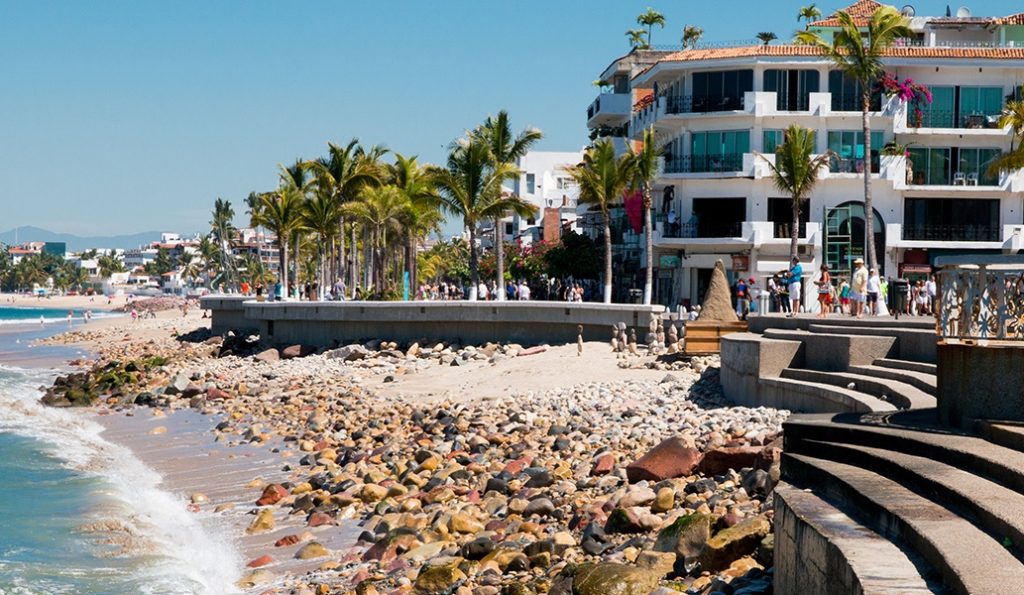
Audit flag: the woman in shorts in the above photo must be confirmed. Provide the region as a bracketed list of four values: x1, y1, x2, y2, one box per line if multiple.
[816, 265, 833, 318]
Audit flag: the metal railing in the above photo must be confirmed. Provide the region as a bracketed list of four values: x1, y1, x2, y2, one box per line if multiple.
[665, 95, 745, 114]
[772, 222, 808, 239]
[938, 257, 1024, 341]
[831, 97, 882, 112]
[903, 224, 1002, 243]
[911, 109, 1003, 129]
[664, 153, 745, 174]
[660, 221, 744, 239]
[829, 156, 881, 174]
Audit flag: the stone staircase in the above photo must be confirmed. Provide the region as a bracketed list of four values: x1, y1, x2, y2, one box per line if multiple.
[777, 411, 1024, 594]
[721, 314, 937, 415]
[726, 315, 1024, 593]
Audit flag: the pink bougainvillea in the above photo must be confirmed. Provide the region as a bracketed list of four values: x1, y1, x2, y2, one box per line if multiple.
[877, 72, 932, 126]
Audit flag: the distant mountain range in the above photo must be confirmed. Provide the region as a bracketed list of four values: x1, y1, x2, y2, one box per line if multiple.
[0, 226, 164, 252]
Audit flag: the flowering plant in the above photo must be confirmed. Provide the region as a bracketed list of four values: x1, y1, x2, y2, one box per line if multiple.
[877, 72, 932, 126]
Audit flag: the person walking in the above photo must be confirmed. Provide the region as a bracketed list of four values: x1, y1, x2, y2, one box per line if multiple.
[815, 265, 832, 318]
[866, 268, 881, 316]
[850, 258, 868, 318]
[734, 277, 750, 321]
[838, 278, 850, 315]
[787, 257, 803, 317]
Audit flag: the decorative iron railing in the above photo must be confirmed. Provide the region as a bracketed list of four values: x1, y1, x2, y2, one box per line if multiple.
[663, 153, 745, 174]
[937, 257, 1024, 342]
[665, 95, 745, 114]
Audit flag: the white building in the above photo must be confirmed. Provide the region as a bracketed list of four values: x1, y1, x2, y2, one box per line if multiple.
[589, 0, 1024, 308]
[502, 150, 585, 245]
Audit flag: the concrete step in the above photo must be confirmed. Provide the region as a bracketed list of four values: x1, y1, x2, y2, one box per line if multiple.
[762, 328, 897, 372]
[976, 422, 1024, 453]
[750, 314, 935, 333]
[784, 414, 1024, 496]
[758, 377, 896, 413]
[780, 368, 935, 410]
[784, 452, 1024, 594]
[773, 481, 938, 594]
[807, 323, 937, 364]
[874, 358, 938, 375]
[847, 364, 937, 397]
[798, 438, 1024, 560]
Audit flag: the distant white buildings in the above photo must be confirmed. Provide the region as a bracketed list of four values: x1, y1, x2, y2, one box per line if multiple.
[497, 150, 585, 246]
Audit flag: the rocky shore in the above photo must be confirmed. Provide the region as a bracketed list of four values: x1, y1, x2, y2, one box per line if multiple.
[41, 316, 788, 595]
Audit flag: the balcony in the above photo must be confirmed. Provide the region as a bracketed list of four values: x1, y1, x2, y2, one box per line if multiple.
[829, 156, 881, 175]
[902, 224, 1002, 243]
[659, 221, 744, 239]
[771, 222, 808, 239]
[663, 153, 745, 174]
[587, 92, 632, 128]
[911, 109, 1003, 130]
[665, 95, 745, 114]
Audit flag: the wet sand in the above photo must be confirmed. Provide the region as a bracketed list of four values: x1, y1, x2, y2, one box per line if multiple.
[94, 407, 362, 588]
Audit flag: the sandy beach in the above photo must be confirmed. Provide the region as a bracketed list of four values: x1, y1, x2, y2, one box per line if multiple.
[28, 300, 785, 595]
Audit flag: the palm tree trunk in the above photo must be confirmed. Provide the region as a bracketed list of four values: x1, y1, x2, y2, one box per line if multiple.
[350, 223, 358, 298]
[643, 184, 654, 305]
[280, 238, 288, 297]
[495, 217, 505, 301]
[862, 91, 877, 272]
[406, 233, 416, 300]
[293, 234, 300, 298]
[603, 213, 613, 304]
[338, 215, 346, 284]
[469, 225, 479, 301]
[790, 197, 801, 262]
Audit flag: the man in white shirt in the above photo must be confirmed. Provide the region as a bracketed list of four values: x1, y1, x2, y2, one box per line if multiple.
[518, 281, 530, 301]
[925, 274, 937, 315]
[866, 269, 882, 316]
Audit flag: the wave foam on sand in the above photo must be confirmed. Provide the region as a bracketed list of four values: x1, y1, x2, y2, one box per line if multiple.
[0, 365, 242, 594]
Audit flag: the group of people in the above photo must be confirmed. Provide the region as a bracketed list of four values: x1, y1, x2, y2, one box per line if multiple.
[741, 256, 939, 320]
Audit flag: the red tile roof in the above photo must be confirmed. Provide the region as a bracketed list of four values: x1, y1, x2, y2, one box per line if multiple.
[809, 0, 888, 27]
[995, 13, 1024, 25]
[659, 44, 1024, 63]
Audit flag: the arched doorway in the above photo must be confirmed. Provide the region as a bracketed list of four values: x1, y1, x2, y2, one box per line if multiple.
[823, 202, 885, 277]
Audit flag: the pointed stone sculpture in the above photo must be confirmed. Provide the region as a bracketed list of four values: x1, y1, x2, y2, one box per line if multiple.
[577, 325, 584, 357]
[697, 260, 740, 322]
[628, 328, 639, 356]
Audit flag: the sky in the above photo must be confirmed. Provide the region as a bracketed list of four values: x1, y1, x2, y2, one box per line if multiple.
[1, 0, 1021, 237]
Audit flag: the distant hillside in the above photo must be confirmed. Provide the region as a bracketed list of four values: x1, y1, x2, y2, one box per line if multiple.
[0, 226, 164, 252]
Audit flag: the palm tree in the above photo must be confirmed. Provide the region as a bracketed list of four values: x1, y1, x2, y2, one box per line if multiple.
[435, 136, 521, 301]
[210, 198, 237, 292]
[305, 140, 386, 296]
[798, 4, 822, 25]
[342, 185, 411, 296]
[197, 234, 220, 287]
[97, 253, 126, 279]
[682, 25, 703, 50]
[258, 186, 305, 294]
[797, 6, 912, 272]
[301, 190, 339, 298]
[390, 154, 442, 294]
[757, 125, 832, 261]
[629, 127, 661, 305]
[636, 8, 666, 47]
[625, 29, 648, 50]
[474, 110, 542, 300]
[757, 32, 778, 46]
[986, 99, 1024, 176]
[177, 251, 201, 292]
[565, 139, 635, 303]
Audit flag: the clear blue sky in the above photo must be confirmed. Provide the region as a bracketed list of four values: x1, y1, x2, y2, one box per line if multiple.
[1, 0, 1019, 236]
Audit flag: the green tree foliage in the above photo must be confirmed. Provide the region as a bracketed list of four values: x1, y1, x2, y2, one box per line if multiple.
[544, 231, 601, 280]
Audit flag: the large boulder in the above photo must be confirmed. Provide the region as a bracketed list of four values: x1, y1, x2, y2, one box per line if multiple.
[253, 348, 280, 363]
[654, 512, 714, 564]
[280, 344, 316, 360]
[698, 515, 771, 572]
[696, 260, 739, 322]
[325, 344, 370, 362]
[571, 563, 661, 595]
[414, 557, 466, 593]
[625, 436, 703, 483]
[698, 445, 762, 476]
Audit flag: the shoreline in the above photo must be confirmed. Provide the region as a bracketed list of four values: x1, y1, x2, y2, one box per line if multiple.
[11, 299, 787, 594]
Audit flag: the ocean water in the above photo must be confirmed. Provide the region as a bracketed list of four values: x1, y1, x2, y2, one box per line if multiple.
[0, 308, 242, 594]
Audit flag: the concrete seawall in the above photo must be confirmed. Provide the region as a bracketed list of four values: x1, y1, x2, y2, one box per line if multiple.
[200, 296, 666, 347]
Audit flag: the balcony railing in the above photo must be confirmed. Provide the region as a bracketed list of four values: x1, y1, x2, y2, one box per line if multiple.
[660, 221, 744, 239]
[665, 95, 745, 114]
[664, 153, 745, 174]
[831, 96, 882, 112]
[907, 170, 999, 187]
[829, 156, 880, 174]
[772, 222, 808, 239]
[911, 109, 1003, 129]
[902, 224, 1001, 242]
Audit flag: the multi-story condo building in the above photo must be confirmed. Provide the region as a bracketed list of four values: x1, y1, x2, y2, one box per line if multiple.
[588, 0, 1024, 308]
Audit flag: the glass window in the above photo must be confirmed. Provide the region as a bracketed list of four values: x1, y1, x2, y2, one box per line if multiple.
[918, 86, 954, 128]
[957, 148, 1001, 186]
[827, 130, 883, 173]
[690, 131, 749, 172]
[829, 71, 881, 111]
[526, 174, 535, 194]
[903, 198, 1000, 241]
[690, 70, 753, 111]
[959, 87, 1003, 127]
[763, 129, 785, 153]
[763, 70, 820, 111]
[906, 147, 951, 185]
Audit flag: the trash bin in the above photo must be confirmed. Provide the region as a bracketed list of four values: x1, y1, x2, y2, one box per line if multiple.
[758, 293, 770, 315]
[891, 278, 910, 319]
[628, 289, 643, 304]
